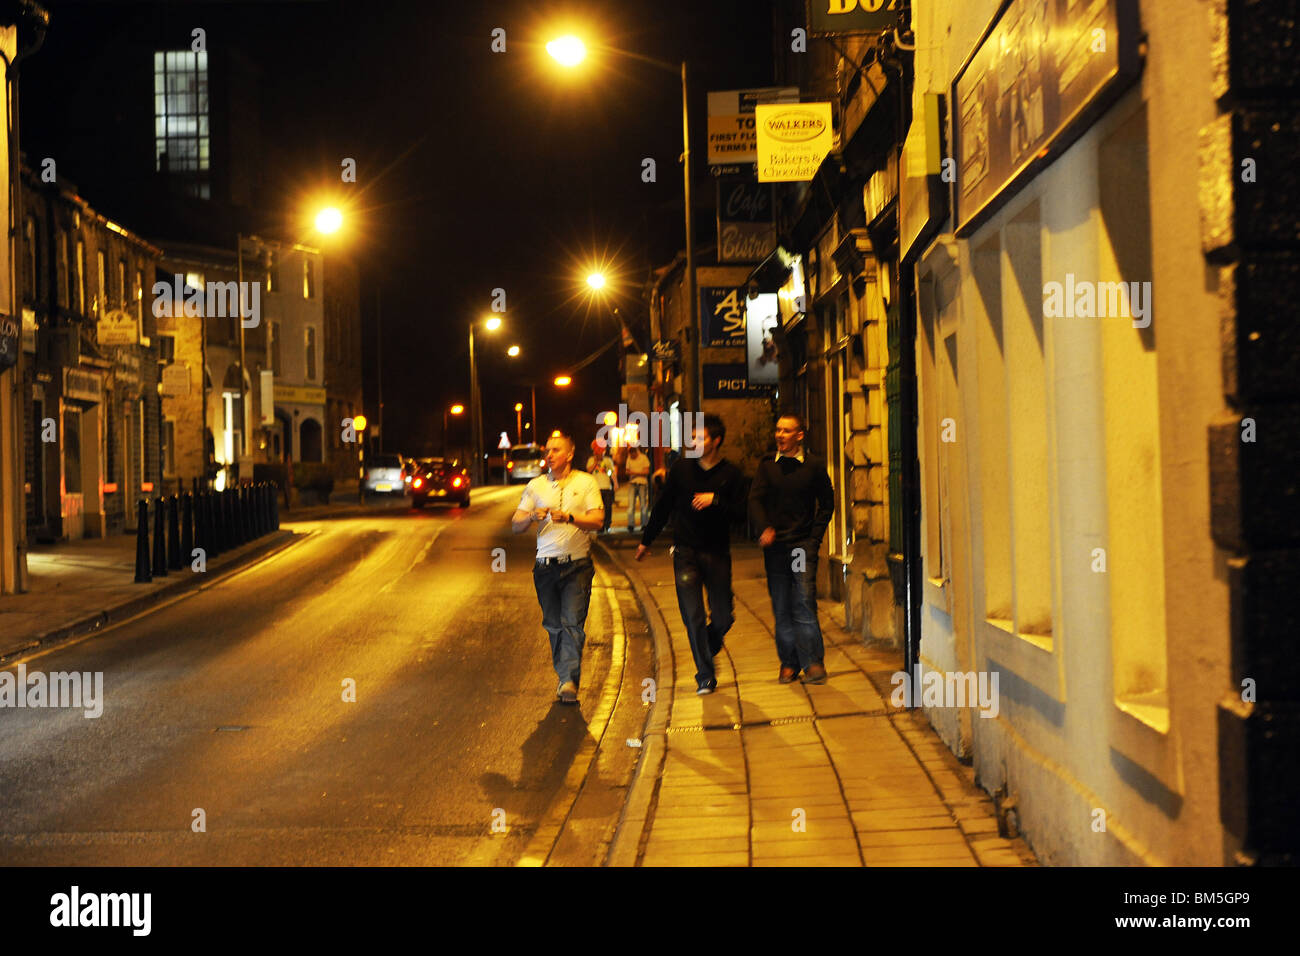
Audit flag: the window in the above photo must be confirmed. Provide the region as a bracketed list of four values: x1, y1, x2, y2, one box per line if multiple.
[96, 249, 106, 317]
[75, 239, 86, 314]
[57, 234, 69, 308]
[153, 50, 210, 198]
[266, 253, 279, 294]
[161, 420, 175, 476]
[118, 259, 127, 310]
[303, 258, 315, 299]
[23, 217, 37, 300]
[270, 321, 281, 375]
[136, 270, 143, 320]
[63, 410, 82, 494]
[305, 326, 317, 380]
[157, 333, 176, 363]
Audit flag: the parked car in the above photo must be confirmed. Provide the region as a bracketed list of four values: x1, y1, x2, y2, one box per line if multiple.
[506, 444, 546, 484]
[411, 458, 471, 508]
[364, 453, 407, 495]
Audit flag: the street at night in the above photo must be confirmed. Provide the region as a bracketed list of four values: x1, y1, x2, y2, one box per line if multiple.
[0, 0, 1295, 940]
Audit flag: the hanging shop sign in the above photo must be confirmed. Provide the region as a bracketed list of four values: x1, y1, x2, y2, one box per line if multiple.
[952, 0, 1141, 236]
[745, 292, 781, 385]
[63, 367, 103, 404]
[703, 363, 776, 400]
[22, 308, 37, 354]
[700, 287, 748, 348]
[97, 308, 139, 347]
[806, 0, 903, 36]
[900, 92, 950, 262]
[161, 363, 191, 397]
[755, 102, 834, 183]
[707, 87, 800, 166]
[652, 339, 681, 364]
[717, 179, 776, 263]
[0, 312, 18, 372]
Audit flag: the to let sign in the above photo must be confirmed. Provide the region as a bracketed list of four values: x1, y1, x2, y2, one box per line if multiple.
[806, 0, 901, 36]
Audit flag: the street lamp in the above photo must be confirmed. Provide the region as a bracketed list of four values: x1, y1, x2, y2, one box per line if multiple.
[507, 344, 521, 357]
[548, 34, 700, 412]
[469, 315, 503, 486]
[554, 375, 572, 387]
[514, 402, 524, 444]
[586, 271, 606, 290]
[443, 403, 464, 456]
[353, 413, 368, 503]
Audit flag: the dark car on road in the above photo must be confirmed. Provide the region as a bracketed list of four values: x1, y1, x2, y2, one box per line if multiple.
[411, 458, 471, 509]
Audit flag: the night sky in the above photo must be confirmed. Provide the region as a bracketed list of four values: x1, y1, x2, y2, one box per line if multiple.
[22, 0, 774, 455]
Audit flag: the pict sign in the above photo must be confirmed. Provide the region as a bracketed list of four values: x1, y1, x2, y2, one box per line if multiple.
[755, 103, 833, 183]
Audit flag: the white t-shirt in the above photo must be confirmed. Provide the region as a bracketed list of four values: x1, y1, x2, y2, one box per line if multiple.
[518, 469, 603, 559]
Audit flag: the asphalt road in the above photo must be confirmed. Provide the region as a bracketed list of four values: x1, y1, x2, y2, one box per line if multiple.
[0, 485, 637, 866]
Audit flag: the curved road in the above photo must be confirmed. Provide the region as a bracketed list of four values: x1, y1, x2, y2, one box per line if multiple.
[0, 486, 643, 866]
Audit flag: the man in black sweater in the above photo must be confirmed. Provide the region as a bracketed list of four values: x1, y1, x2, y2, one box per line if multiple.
[749, 413, 835, 685]
[636, 414, 746, 695]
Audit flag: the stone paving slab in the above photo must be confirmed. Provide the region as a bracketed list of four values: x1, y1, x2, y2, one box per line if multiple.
[600, 538, 1035, 868]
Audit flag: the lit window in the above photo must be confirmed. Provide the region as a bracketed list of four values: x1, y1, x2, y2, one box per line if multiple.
[153, 50, 210, 198]
[305, 326, 317, 380]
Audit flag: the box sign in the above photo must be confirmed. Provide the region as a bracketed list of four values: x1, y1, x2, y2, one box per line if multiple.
[952, 0, 1141, 235]
[899, 92, 950, 263]
[0, 313, 17, 372]
[806, 0, 903, 35]
[703, 363, 776, 400]
[97, 309, 138, 347]
[161, 363, 191, 397]
[63, 367, 103, 404]
[652, 339, 681, 364]
[707, 87, 800, 165]
[275, 384, 326, 405]
[745, 293, 780, 385]
[755, 102, 833, 183]
[717, 179, 776, 263]
[700, 287, 747, 348]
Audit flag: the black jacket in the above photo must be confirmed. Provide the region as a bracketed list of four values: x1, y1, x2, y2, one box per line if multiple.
[748, 452, 834, 547]
[641, 457, 746, 553]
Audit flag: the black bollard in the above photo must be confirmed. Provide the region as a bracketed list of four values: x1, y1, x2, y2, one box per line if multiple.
[134, 500, 152, 583]
[181, 493, 194, 564]
[260, 483, 270, 536]
[167, 495, 182, 570]
[152, 497, 168, 577]
[242, 485, 253, 542]
[220, 489, 231, 550]
[203, 492, 218, 559]
[272, 481, 280, 530]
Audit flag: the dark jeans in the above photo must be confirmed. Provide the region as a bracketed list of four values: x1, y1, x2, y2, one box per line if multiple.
[762, 540, 824, 671]
[600, 489, 615, 532]
[673, 545, 733, 686]
[532, 556, 595, 687]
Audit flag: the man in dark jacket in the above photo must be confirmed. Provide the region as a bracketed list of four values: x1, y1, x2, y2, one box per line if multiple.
[636, 414, 746, 695]
[749, 413, 835, 684]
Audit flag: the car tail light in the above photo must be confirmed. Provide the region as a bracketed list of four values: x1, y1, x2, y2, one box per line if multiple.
[507, 461, 514, 469]
[451, 476, 463, 488]
[413, 478, 423, 489]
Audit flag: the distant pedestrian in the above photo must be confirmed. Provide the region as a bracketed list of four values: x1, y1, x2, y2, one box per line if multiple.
[586, 446, 617, 533]
[625, 443, 651, 532]
[749, 413, 834, 685]
[512, 431, 606, 705]
[636, 415, 745, 695]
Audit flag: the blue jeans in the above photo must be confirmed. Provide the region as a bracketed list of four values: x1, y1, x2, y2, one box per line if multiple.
[627, 481, 650, 530]
[762, 540, 824, 670]
[533, 556, 595, 687]
[672, 545, 733, 685]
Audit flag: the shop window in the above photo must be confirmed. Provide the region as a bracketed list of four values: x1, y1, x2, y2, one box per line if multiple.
[1098, 103, 1167, 729]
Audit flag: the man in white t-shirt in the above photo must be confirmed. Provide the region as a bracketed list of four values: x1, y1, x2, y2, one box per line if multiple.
[511, 431, 605, 705]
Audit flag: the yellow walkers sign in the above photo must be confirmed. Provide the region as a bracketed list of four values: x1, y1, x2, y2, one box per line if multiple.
[755, 103, 833, 182]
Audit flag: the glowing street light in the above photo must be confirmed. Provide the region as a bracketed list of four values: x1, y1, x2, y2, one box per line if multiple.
[470, 316, 505, 484]
[546, 35, 587, 67]
[315, 206, 343, 234]
[507, 344, 521, 357]
[586, 272, 606, 290]
[449, 404, 464, 416]
[485, 315, 503, 332]
[353, 414, 368, 431]
[554, 375, 572, 387]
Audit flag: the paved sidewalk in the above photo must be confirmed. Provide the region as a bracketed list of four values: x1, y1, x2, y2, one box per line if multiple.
[599, 521, 1037, 867]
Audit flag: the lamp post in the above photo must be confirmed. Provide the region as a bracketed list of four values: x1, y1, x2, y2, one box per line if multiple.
[469, 316, 502, 486]
[548, 37, 700, 411]
[353, 413, 368, 503]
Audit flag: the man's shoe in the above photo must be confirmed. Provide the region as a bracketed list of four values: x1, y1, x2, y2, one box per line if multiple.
[558, 681, 579, 705]
[696, 679, 717, 696]
[778, 666, 799, 684]
[801, 664, 828, 685]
